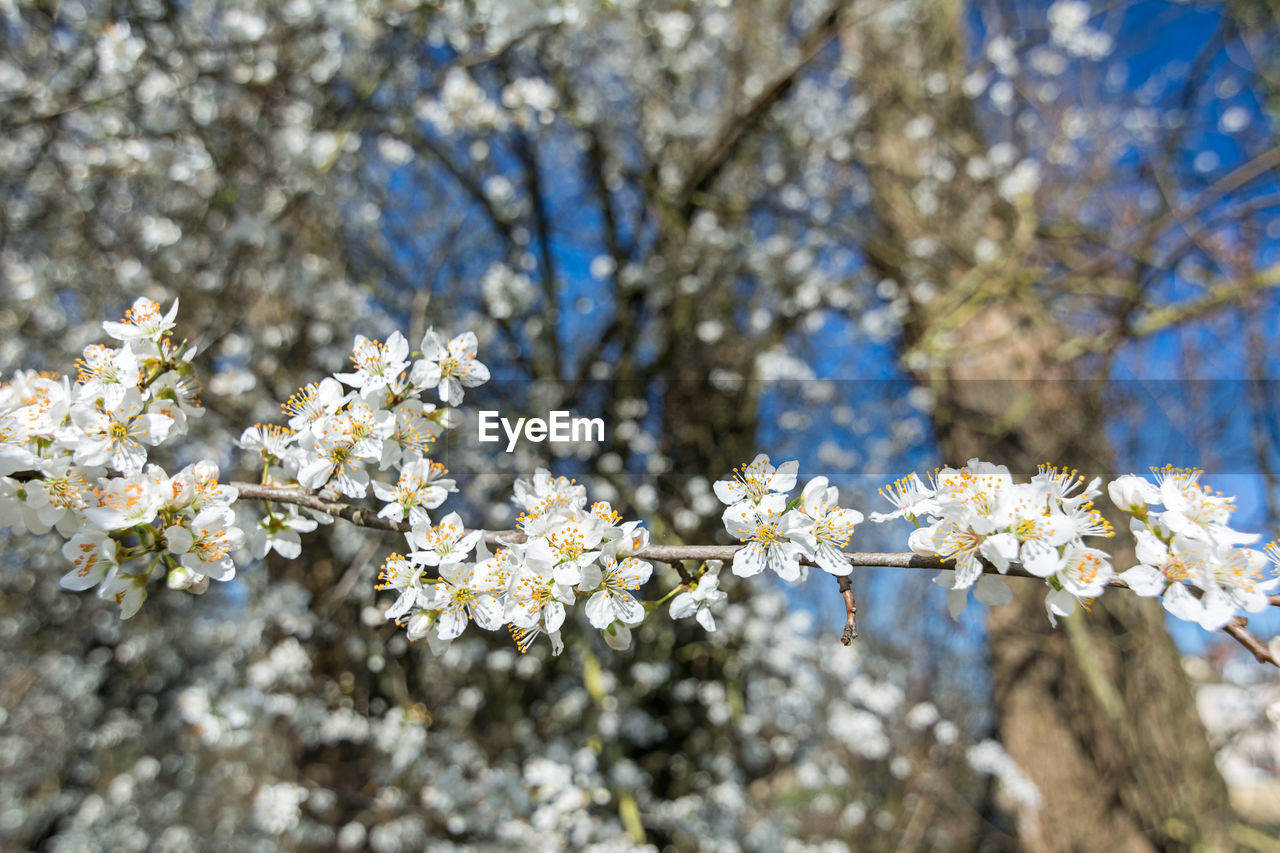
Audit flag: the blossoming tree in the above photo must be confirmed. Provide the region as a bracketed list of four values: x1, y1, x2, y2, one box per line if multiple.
[3, 0, 1279, 849]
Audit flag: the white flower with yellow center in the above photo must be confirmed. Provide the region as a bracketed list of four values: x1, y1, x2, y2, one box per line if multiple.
[522, 517, 604, 585]
[59, 529, 119, 592]
[513, 468, 587, 512]
[238, 423, 299, 468]
[173, 460, 238, 513]
[580, 552, 652, 629]
[373, 459, 455, 526]
[931, 461, 1008, 522]
[70, 384, 173, 475]
[74, 343, 141, 391]
[166, 507, 243, 581]
[323, 403, 394, 462]
[377, 552, 425, 620]
[82, 473, 163, 531]
[297, 428, 370, 498]
[1032, 465, 1101, 511]
[724, 492, 804, 581]
[424, 560, 506, 639]
[1043, 546, 1113, 625]
[405, 511, 481, 567]
[870, 473, 938, 523]
[1207, 544, 1274, 614]
[782, 476, 863, 576]
[933, 459, 1013, 518]
[281, 377, 348, 435]
[102, 297, 179, 344]
[335, 332, 410, 396]
[21, 460, 100, 535]
[978, 483, 1075, 577]
[411, 330, 490, 406]
[1153, 466, 1246, 545]
[379, 399, 442, 468]
[515, 493, 581, 538]
[506, 562, 575, 634]
[1, 370, 70, 435]
[910, 513, 993, 590]
[713, 453, 798, 512]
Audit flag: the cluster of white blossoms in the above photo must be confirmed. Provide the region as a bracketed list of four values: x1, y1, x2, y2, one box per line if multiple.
[5, 305, 1276, 655]
[377, 468, 658, 656]
[715, 454, 865, 581]
[237, 327, 713, 658]
[871, 459, 1116, 623]
[1111, 467, 1280, 630]
[237, 328, 488, 561]
[0, 298, 242, 616]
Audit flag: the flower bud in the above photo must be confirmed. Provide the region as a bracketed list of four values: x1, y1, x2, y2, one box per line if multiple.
[603, 622, 632, 651]
[1108, 475, 1158, 514]
[167, 564, 198, 590]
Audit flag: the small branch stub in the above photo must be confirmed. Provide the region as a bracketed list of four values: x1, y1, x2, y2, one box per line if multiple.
[838, 575, 858, 645]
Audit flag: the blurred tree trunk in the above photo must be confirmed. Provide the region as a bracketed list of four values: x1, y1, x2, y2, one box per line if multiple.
[921, 297, 1232, 851]
[846, 5, 1235, 849]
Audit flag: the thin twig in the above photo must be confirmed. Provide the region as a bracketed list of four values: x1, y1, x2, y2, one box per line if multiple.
[233, 483, 410, 533]
[1223, 618, 1277, 666]
[837, 575, 858, 645]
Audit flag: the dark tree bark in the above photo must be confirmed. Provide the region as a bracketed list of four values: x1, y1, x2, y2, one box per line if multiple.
[844, 5, 1237, 846]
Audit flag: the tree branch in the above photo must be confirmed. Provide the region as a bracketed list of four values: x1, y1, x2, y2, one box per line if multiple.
[676, 3, 845, 218]
[1223, 618, 1277, 666]
[1046, 144, 1280, 288]
[1052, 261, 1280, 360]
[837, 574, 858, 645]
[229, 481, 1280, 661]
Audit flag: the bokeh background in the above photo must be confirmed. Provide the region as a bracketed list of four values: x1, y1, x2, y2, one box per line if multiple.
[2, 0, 1279, 850]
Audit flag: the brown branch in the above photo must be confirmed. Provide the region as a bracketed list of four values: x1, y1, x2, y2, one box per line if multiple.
[676, 2, 845, 217]
[234, 483, 411, 533]
[837, 575, 858, 645]
[1053, 262, 1280, 361]
[229, 483, 1274, 588]
[1130, 262, 1280, 336]
[232, 482, 1279, 660]
[1222, 617, 1277, 666]
[1047, 145, 1280, 287]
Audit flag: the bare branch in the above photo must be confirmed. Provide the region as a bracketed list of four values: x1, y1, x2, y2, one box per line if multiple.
[1222, 618, 1277, 666]
[1053, 261, 1280, 360]
[837, 575, 858, 645]
[676, 3, 845, 217]
[1047, 145, 1280, 288]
